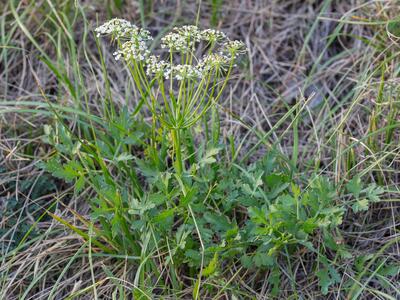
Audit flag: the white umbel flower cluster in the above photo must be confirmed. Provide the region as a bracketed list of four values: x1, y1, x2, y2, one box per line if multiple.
[198, 53, 230, 73]
[114, 40, 150, 61]
[161, 25, 202, 53]
[95, 18, 153, 42]
[161, 32, 190, 53]
[221, 40, 247, 58]
[174, 25, 202, 42]
[95, 18, 134, 38]
[201, 29, 226, 43]
[146, 55, 171, 78]
[172, 64, 202, 81]
[96, 18, 247, 80]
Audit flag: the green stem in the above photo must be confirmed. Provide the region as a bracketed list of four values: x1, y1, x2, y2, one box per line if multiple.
[151, 97, 160, 169]
[171, 128, 183, 176]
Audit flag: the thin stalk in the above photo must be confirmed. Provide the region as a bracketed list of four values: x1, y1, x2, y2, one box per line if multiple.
[171, 128, 183, 175]
[292, 99, 299, 169]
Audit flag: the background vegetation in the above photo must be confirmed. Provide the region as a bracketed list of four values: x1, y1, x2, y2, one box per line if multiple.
[1, 0, 400, 299]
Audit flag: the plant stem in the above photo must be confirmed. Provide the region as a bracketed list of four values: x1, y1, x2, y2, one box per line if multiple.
[172, 128, 183, 175]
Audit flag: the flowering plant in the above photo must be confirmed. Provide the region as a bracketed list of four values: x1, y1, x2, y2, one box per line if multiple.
[96, 19, 246, 175]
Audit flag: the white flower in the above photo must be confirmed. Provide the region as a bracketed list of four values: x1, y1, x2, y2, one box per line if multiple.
[172, 64, 202, 80]
[134, 28, 153, 43]
[116, 40, 150, 61]
[221, 40, 247, 58]
[113, 50, 122, 60]
[97, 19, 246, 83]
[161, 32, 190, 52]
[174, 25, 202, 42]
[198, 53, 230, 73]
[95, 18, 153, 42]
[95, 18, 135, 38]
[161, 25, 201, 53]
[146, 55, 171, 78]
[201, 29, 227, 43]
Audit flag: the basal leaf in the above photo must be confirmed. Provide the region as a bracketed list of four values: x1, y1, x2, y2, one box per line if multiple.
[346, 176, 362, 198]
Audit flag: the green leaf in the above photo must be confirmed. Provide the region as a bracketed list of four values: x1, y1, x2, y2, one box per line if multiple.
[41, 157, 62, 173]
[317, 265, 340, 295]
[128, 198, 156, 215]
[378, 264, 400, 277]
[317, 269, 332, 295]
[253, 251, 274, 267]
[202, 252, 218, 277]
[265, 173, 289, 189]
[248, 207, 267, 225]
[355, 254, 374, 272]
[346, 176, 362, 198]
[352, 199, 369, 213]
[51, 160, 81, 182]
[75, 176, 85, 193]
[364, 184, 384, 202]
[388, 19, 400, 37]
[152, 208, 174, 224]
[240, 255, 253, 268]
[115, 152, 135, 162]
[203, 212, 231, 232]
[291, 183, 301, 199]
[269, 267, 281, 297]
[278, 194, 295, 209]
[133, 287, 152, 300]
[148, 193, 165, 205]
[185, 249, 202, 267]
[180, 187, 197, 207]
[302, 218, 318, 234]
[199, 147, 221, 166]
